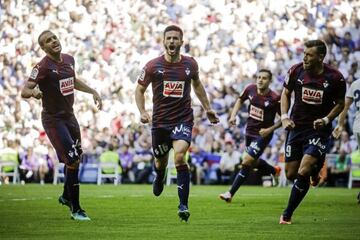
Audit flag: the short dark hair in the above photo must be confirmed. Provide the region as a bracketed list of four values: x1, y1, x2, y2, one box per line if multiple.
[304, 40, 327, 57]
[163, 25, 183, 39]
[258, 69, 272, 80]
[38, 30, 52, 47]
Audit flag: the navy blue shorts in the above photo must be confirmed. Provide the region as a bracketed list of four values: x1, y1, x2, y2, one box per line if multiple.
[245, 135, 272, 159]
[152, 123, 192, 158]
[285, 127, 329, 163]
[42, 113, 83, 165]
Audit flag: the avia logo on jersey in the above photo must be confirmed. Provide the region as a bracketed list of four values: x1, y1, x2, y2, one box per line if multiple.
[302, 87, 323, 105]
[59, 77, 74, 96]
[163, 81, 184, 98]
[249, 105, 264, 121]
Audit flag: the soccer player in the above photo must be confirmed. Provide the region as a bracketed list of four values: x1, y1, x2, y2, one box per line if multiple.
[21, 30, 102, 221]
[135, 25, 219, 222]
[280, 40, 346, 224]
[332, 78, 360, 204]
[333, 78, 360, 151]
[219, 69, 282, 203]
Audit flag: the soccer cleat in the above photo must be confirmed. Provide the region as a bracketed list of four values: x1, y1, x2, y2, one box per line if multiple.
[310, 174, 321, 187]
[219, 191, 232, 203]
[279, 215, 292, 225]
[152, 174, 164, 197]
[274, 166, 281, 176]
[178, 204, 190, 222]
[58, 195, 71, 210]
[71, 209, 91, 221]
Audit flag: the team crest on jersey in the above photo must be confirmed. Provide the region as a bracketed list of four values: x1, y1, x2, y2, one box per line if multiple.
[185, 68, 190, 76]
[163, 81, 184, 98]
[302, 87, 323, 105]
[264, 101, 269, 107]
[323, 81, 329, 88]
[59, 77, 74, 96]
[249, 105, 264, 121]
[30, 67, 39, 79]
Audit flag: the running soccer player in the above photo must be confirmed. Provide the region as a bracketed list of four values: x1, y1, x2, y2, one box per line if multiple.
[21, 30, 102, 221]
[219, 69, 281, 203]
[280, 40, 346, 224]
[135, 25, 219, 222]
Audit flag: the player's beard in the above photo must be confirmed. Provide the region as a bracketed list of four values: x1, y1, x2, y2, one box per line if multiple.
[166, 45, 181, 56]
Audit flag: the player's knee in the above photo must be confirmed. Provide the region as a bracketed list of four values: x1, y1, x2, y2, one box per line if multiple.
[174, 152, 186, 165]
[285, 171, 297, 181]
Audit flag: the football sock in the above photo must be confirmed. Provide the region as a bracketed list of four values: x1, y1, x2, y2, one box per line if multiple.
[62, 165, 69, 200]
[229, 165, 251, 196]
[66, 167, 80, 212]
[283, 174, 310, 219]
[154, 164, 165, 181]
[176, 164, 190, 207]
[257, 158, 275, 175]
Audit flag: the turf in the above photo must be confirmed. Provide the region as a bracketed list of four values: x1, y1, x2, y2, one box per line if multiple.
[0, 184, 359, 239]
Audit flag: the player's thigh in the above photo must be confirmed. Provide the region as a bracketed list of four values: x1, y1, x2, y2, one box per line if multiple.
[298, 154, 318, 176]
[152, 127, 172, 159]
[44, 120, 79, 165]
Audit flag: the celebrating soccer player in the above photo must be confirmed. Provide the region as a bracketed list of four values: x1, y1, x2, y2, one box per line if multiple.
[135, 25, 219, 222]
[279, 40, 346, 224]
[21, 30, 102, 221]
[219, 69, 281, 203]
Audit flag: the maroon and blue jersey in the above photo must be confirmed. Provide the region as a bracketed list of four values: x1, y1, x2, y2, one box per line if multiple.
[28, 53, 76, 116]
[137, 54, 199, 128]
[239, 84, 280, 138]
[283, 63, 346, 130]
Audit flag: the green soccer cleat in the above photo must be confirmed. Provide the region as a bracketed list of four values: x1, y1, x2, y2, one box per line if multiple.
[58, 195, 71, 210]
[71, 209, 91, 221]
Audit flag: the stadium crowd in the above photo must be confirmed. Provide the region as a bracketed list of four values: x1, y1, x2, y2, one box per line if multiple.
[0, 0, 359, 185]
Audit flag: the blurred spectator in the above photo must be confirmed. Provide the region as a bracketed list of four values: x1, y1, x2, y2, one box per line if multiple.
[216, 141, 241, 184]
[327, 150, 350, 187]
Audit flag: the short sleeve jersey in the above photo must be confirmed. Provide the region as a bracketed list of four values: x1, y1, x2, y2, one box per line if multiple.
[239, 84, 280, 137]
[137, 55, 199, 128]
[283, 63, 346, 128]
[346, 79, 360, 132]
[28, 53, 76, 115]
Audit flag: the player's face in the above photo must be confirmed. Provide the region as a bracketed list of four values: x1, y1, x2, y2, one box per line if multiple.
[256, 71, 271, 91]
[303, 47, 322, 71]
[39, 32, 62, 55]
[163, 30, 183, 56]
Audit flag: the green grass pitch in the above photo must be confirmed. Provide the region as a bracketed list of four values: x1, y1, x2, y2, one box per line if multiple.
[0, 184, 359, 239]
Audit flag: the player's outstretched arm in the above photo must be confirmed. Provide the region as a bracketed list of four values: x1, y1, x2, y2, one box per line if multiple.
[280, 87, 295, 130]
[21, 81, 42, 99]
[135, 84, 151, 124]
[74, 78, 102, 110]
[333, 97, 353, 138]
[191, 79, 219, 124]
